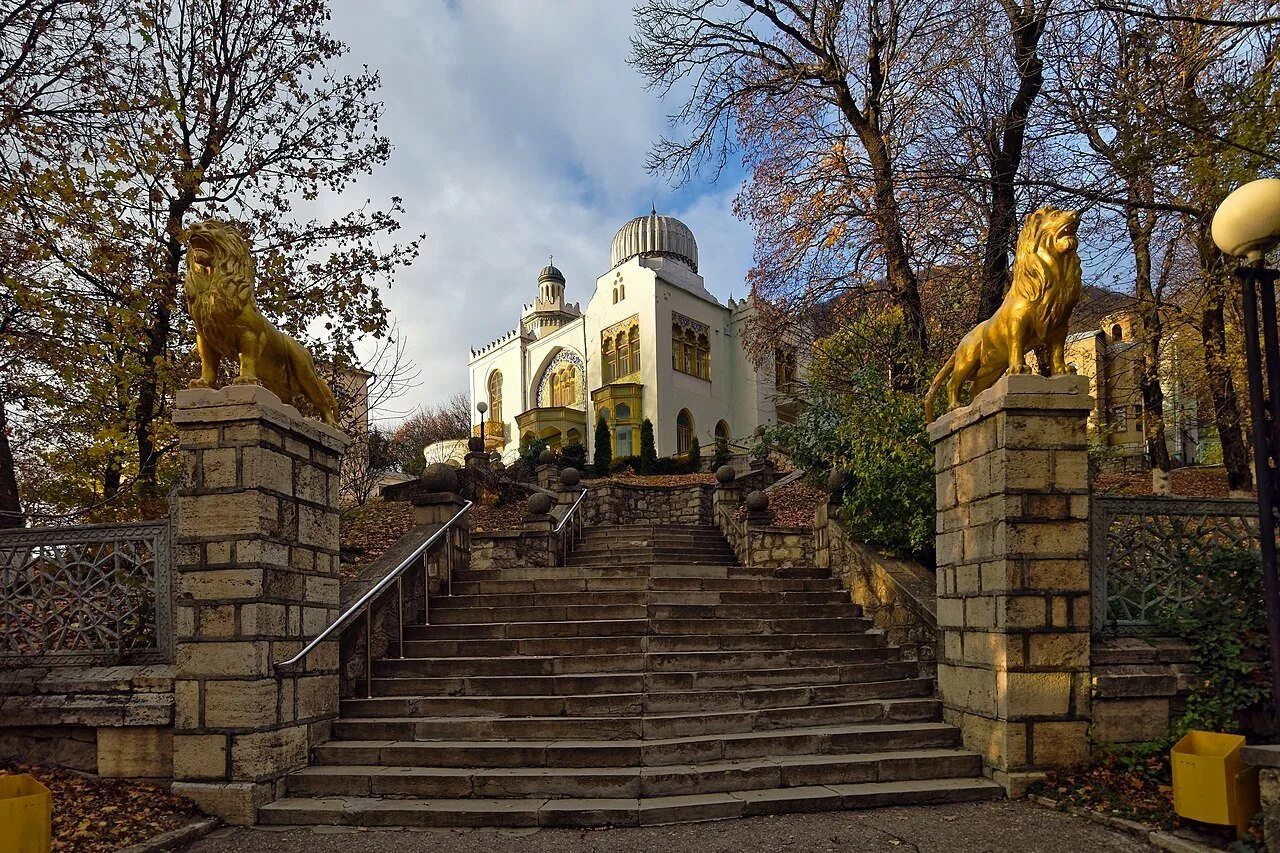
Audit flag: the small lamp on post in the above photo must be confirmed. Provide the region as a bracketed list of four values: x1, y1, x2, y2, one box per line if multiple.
[1213, 177, 1280, 737]
[476, 400, 488, 447]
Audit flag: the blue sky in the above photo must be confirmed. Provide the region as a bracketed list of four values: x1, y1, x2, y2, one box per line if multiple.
[326, 0, 755, 420]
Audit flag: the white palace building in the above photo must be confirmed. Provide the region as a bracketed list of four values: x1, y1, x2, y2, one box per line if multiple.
[467, 209, 797, 463]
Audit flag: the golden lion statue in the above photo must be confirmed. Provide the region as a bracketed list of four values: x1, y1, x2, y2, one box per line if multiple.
[925, 207, 1083, 422]
[183, 219, 341, 426]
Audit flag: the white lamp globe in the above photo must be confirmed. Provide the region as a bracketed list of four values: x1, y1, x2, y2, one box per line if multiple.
[1213, 178, 1280, 261]
[476, 401, 488, 415]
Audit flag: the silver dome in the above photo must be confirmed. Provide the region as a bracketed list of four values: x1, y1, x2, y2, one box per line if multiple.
[610, 210, 698, 273]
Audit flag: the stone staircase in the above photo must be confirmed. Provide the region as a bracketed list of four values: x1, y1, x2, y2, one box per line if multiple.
[260, 523, 1000, 827]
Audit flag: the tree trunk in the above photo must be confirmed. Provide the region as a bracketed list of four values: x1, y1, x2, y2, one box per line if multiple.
[134, 211, 186, 502]
[0, 395, 22, 528]
[1201, 297, 1252, 494]
[1128, 211, 1173, 494]
[975, 1, 1048, 322]
[1194, 229, 1252, 494]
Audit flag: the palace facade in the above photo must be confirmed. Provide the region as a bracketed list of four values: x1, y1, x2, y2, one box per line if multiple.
[467, 210, 791, 462]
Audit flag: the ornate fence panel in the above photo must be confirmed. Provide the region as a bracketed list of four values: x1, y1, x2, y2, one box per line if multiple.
[0, 521, 172, 665]
[1091, 495, 1258, 634]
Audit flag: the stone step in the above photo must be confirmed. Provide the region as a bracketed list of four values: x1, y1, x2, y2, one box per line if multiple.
[261, 776, 1001, 827]
[395, 630, 882, 659]
[311, 721, 964, 769]
[406, 616, 871, 640]
[340, 677, 936, 719]
[366, 661, 920, 697]
[450, 565, 828, 583]
[450, 576, 843, 596]
[285, 747, 982, 800]
[330, 697, 941, 742]
[425, 601, 857, 626]
[372, 648, 898, 679]
[567, 557, 738, 568]
[406, 619, 649, 641]
[261, 777, 1002, 827]
[399, 625, 880, 655]
[430, 590, 848, 610]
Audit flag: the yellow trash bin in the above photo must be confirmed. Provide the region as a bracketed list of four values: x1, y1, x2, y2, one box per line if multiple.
[1171, 730, 1260, 835]
[0, 774, 52, 853]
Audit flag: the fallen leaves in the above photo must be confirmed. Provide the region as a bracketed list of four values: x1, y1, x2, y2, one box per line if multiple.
[1094, 465, 1252, 499]
[0, 761, 200, 853]
[339, 500, 417, 576]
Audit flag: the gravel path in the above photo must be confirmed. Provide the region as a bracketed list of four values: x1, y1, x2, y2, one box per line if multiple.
[185, 800, 1151, 853]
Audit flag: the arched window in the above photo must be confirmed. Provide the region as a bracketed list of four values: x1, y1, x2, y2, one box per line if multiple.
[616, 331, 629, 378]
[676, 409, 694, 455]
[715, 420, 730, 441]
[672, 323, 682, 370]
[628, 326, 640, 374]
[602, 338, 614, 383]
[612, 287, 618, 304]
[1111, 323, 1123, 342]
[550, 365, 577, 407]
[619, 283, 625, 300]
[487, 370, 503, 425]
[695, 332, 710, 379]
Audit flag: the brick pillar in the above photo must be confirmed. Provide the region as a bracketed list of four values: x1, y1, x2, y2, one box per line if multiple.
[169, 385, 349, 824]
[928, 374, 1092, 796]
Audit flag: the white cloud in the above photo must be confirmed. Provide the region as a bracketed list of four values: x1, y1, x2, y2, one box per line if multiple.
[318, 0, 753, 420]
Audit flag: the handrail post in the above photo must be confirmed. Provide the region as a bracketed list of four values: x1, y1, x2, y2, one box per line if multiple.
[365, 607, 373, 699]
[397, 575, 405, 659]
[422, 550, 431, 626]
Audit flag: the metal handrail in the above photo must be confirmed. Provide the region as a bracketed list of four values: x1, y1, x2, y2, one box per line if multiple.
[274, 500, 472, 696]
[556, 488, 588, 564]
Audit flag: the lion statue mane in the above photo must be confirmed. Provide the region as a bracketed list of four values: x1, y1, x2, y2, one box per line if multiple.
[925, 207, 1083, 422]
[183, 219, 341, 427]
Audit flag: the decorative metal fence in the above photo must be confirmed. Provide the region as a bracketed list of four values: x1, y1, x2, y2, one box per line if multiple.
[1091, 495, 1259, 634]
[0, 521, 172, 665]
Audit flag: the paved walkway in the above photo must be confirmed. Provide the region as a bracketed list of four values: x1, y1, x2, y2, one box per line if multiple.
[185, 800, 1150, 852]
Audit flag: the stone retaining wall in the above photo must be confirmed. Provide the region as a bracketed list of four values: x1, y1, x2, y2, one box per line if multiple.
[583, 482, 713, 526]
[470, 530, 558, 571]
[815, 503, 938, 679]
[0, 664, 174, 777]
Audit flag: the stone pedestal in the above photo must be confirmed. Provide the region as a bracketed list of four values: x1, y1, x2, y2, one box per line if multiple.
[169, 385, 349, 824]
[535, 464, 559, 490]
[928, 374, 1092, 796]
[713, 483, 742, 521]
[405, 492, 469, 595]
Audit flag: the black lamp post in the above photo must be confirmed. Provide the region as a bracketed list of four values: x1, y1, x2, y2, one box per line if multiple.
[476, 400, 488, 447]
[1214, 179, 1280, 736]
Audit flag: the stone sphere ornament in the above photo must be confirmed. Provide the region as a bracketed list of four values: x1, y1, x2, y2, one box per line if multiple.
[538, 447, 555, 464]
[467, 436, 484, 452]
[715, 465, 736, 485]
[527, 492, 554, 515]
[745, 490, 769, 512]
[421, 462, 459, 494]
[561, 467, 581, 487]
[827, 468, 848, 495]
[1213, 178, 1280, 261]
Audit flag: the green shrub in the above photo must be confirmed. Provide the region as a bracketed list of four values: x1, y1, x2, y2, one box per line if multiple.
[1156, 549, 1271, 736]
[514, 437, 548, 480]
[639, 419, 657, 474]
[686, 435, 701, 472]
[593, 417, 612, 477]
[766, 385, 933, 563]
[712, 435, 731, 470]
[558, 441, 586, 471]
